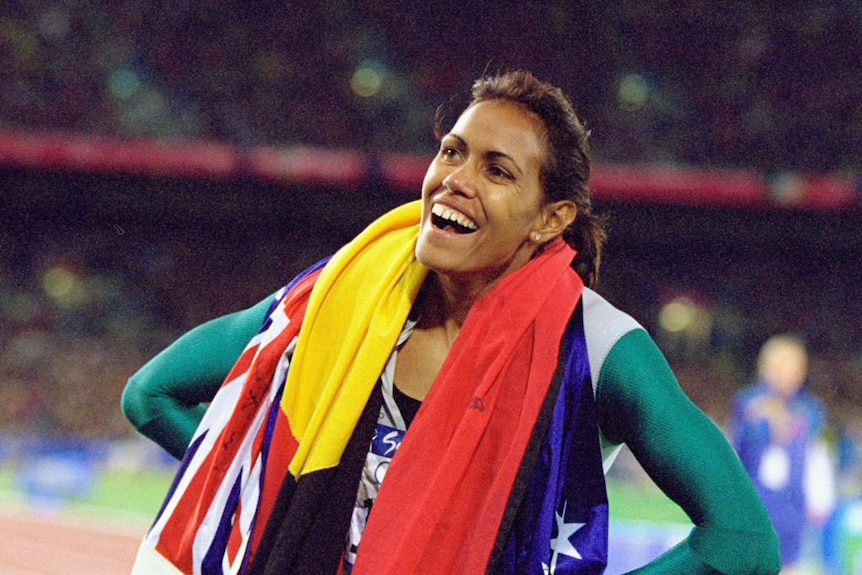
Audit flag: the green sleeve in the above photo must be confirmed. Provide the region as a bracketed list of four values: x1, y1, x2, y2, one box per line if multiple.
[596, 329, 781, 575]
[121, 294, 276, 459]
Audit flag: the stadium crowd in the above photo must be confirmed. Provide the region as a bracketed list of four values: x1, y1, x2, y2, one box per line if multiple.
[1, 1, 861, 173]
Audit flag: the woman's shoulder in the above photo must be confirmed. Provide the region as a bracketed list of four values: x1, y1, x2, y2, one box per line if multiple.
[580, 288, 644, 382]
[581, 289, 642, 332]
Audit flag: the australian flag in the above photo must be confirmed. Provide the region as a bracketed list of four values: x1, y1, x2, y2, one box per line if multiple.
[496, 303, 609, 575]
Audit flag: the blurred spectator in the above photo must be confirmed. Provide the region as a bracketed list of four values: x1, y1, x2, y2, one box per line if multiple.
[731, 334, 836, 575]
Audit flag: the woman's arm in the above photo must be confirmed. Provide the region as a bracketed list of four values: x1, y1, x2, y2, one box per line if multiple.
[121, 294, 275, 459]
[596, 329, 781, 575]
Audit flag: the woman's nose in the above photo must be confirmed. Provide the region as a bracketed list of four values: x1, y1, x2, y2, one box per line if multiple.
[442, 163, 477, 197]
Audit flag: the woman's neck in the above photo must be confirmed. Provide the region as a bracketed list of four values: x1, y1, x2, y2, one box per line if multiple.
[418, 273, 484, 331]
[420, 271, 510, 329]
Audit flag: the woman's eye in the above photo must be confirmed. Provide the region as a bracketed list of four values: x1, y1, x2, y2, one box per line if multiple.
[489, 165, 513, 180]
[441, 147, 461, 161]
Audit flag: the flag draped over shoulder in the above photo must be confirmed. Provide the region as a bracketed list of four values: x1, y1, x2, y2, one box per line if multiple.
[131, 201, 426, 574]
[131, 199, 608, 575]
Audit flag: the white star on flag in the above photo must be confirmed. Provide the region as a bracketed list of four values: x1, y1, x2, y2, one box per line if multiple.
[543, 500, 585, 574]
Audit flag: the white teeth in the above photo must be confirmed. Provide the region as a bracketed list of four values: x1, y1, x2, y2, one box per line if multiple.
[431, 203, 477, 230]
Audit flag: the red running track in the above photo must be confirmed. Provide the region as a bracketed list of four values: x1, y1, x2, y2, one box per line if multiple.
[0, 504, 146, 575]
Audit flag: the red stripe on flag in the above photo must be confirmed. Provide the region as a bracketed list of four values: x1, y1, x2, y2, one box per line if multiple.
[247, 408, 300, 562]
[227, 498, 243, 565]
[224, 344, 260, 386]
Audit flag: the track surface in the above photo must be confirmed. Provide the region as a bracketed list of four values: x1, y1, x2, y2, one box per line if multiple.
[0, 504, 146, 575]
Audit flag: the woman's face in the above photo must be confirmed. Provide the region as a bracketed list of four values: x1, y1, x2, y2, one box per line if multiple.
[416, 99, 550, 290]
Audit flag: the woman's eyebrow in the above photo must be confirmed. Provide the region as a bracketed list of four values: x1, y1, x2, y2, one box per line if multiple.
[443, 133, 467, 148]
[484, 150, 522, 177]
[448, 132, 523, 176]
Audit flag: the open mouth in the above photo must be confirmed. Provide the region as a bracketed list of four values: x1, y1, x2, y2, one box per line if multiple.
[431, 203, 477, 234]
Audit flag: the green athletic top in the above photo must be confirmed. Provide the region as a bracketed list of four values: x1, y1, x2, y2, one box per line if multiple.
[122, 289, 780, 575]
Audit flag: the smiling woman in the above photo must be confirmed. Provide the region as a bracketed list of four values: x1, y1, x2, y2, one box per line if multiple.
[416, 99, 560, 295]
[121, 71, 780, 575]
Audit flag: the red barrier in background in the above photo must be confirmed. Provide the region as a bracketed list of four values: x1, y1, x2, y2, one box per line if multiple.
[0, 130, 858, 211]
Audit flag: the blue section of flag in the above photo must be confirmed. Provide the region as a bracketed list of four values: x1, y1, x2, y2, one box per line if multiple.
[500, 303, 608, 575]
[203, 470, 243, 575]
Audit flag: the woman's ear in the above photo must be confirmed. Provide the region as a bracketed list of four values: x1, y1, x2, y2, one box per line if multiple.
[533, 200, 577, 241]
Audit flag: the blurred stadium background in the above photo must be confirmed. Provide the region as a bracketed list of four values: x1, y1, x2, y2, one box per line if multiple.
[2, 1, 862, 573]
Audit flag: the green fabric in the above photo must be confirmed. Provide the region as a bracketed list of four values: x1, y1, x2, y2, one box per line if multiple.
[597, 329, 781, 575]
[121, 294, 275, 459]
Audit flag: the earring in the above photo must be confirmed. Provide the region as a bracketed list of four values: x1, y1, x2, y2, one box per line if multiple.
[533, 233, 542, 242]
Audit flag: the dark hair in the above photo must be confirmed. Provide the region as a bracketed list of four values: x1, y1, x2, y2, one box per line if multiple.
[434, 70, 607, 288]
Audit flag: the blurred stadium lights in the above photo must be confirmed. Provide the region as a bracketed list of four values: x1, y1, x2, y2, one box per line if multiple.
[108, 69, 143, 101]
[618, 74, 650, 112]
[658, 296, 713, 337]
[351, 59, 388, 98]
[41, 266, 88, 310]
[657, 294, 715, 361]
